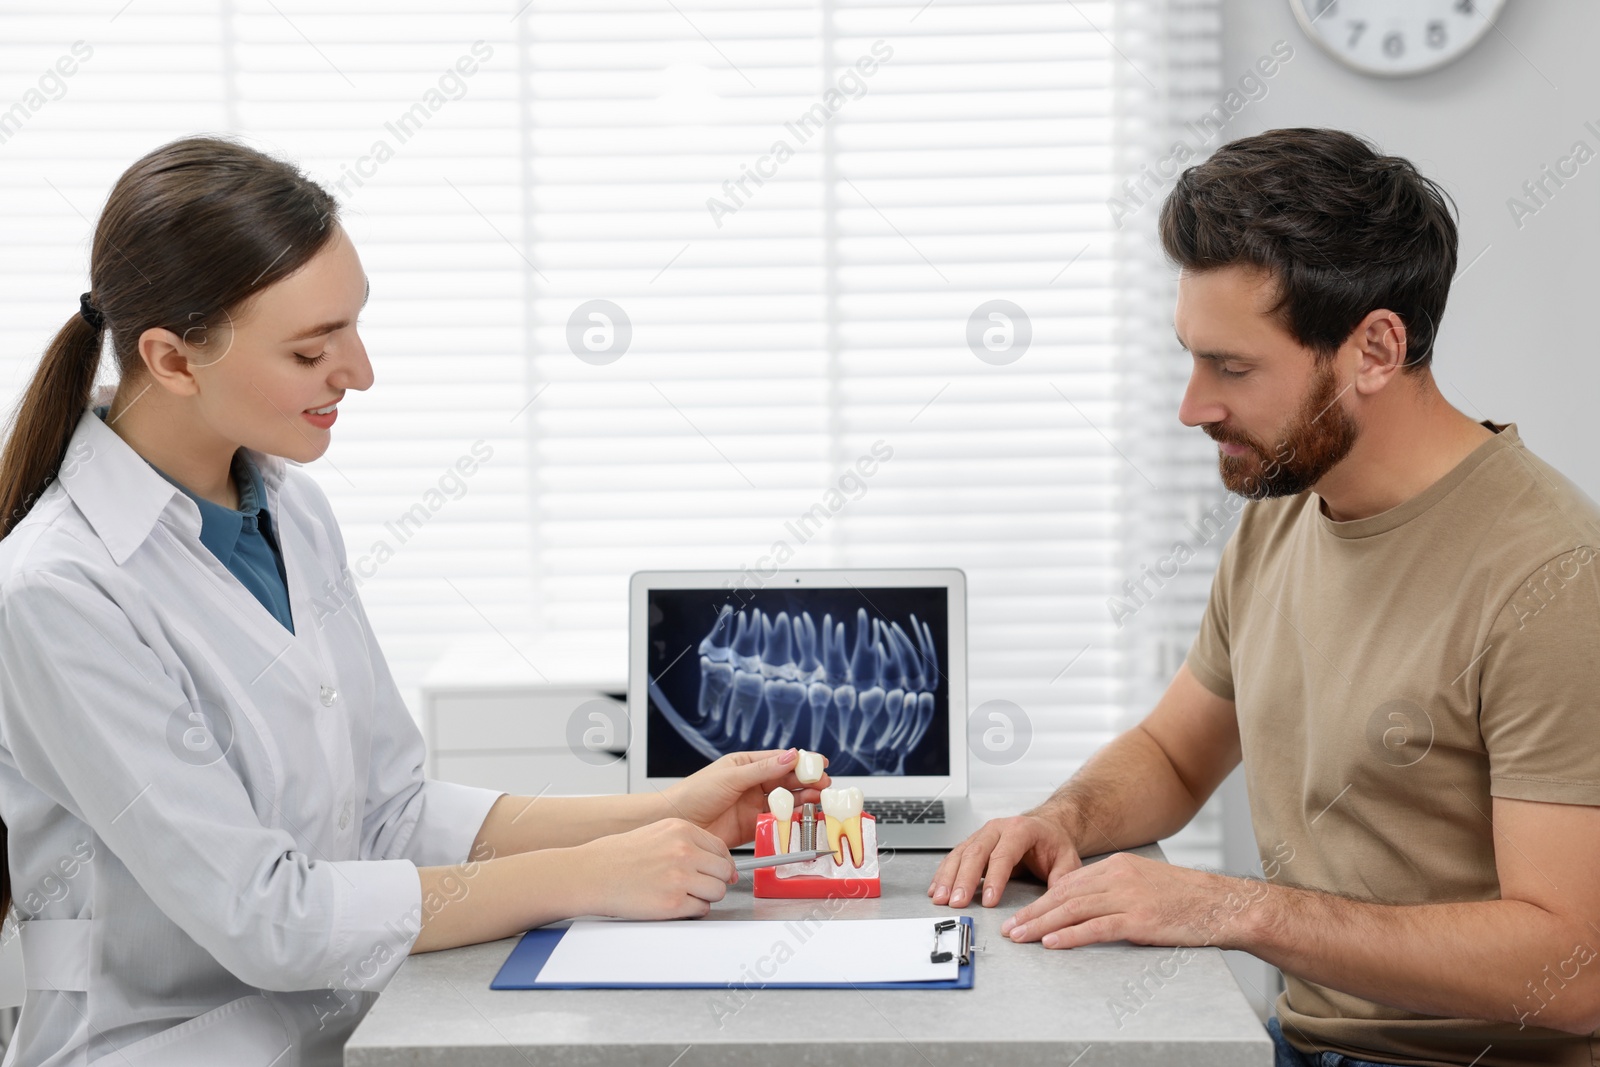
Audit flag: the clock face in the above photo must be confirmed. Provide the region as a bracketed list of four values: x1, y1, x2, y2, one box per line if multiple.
[1289, 0, 1509, 77]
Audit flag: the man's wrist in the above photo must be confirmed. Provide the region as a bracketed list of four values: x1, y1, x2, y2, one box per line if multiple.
[1222, 874, 1282, 954]
[1028, 794, 1083, 842]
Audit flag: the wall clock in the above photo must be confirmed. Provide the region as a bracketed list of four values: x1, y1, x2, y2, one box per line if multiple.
[1288, 0, 1509, 77]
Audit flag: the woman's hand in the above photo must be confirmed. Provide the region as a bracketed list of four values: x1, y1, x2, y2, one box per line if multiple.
[661, 748, 831, 848]
[579, 818, 739, 919]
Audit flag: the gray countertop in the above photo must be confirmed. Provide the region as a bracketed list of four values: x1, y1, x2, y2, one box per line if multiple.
[345, 844, 1272, 1066]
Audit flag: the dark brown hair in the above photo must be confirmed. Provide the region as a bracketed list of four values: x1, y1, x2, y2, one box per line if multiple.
[1159, 127, 1458, 371]
[0, 135, 339, 918]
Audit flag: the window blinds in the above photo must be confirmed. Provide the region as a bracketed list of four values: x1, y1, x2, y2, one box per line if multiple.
[0, 0, 1223, 864]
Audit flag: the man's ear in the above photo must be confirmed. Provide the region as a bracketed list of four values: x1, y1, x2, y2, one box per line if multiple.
[1350, 309, 1407, 397]
[136, 326, 201, 398]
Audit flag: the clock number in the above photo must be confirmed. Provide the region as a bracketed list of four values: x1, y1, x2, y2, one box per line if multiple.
[1301, 0, 1499, 73]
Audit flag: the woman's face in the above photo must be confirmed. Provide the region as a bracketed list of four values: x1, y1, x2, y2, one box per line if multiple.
[180, 224, 373, 464]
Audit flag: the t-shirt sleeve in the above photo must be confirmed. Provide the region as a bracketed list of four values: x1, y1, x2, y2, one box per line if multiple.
[1479, 546, 1600, 806]
[1185, 527, 1238, 701]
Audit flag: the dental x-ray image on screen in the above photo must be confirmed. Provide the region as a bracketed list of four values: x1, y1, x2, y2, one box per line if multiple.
[645, 587, 950, 779]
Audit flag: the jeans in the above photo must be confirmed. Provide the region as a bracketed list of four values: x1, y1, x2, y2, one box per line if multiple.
[1268, 1017, 1411, 1067]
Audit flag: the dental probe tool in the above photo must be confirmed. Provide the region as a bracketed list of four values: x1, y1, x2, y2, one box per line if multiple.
[734, 850, 837, 872]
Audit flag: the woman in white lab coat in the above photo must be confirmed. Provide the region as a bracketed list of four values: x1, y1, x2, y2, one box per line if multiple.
[0, 136, 827, 1067]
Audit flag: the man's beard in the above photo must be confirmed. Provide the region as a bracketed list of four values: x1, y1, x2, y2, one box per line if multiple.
[1207, 360, 1360, 499]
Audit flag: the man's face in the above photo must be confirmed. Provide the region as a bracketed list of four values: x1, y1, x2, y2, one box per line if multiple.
[1173, 265, 1359, 499]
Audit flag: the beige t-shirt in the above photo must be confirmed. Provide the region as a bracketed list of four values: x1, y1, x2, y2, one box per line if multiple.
[1187, 422, 1600, 1067]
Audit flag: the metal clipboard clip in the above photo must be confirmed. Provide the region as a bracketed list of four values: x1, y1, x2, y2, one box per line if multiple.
[929, 919, 972, 965]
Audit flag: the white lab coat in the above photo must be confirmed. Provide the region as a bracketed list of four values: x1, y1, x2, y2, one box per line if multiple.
[0, 397, 505, 1066]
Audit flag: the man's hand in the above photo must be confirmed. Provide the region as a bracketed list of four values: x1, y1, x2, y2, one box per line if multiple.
[928, 665, 1240, 910]
[927, 811, 1083, 908]
[999, 851, 1247, 950]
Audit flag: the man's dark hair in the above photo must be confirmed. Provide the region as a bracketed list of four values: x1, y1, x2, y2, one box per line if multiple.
[1158, 127, 1458, 372]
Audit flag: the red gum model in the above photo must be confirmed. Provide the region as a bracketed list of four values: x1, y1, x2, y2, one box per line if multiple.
[751, 811, 882, 899]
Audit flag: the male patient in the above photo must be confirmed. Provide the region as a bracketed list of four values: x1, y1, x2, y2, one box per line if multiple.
[932, 127, 1600, 1066]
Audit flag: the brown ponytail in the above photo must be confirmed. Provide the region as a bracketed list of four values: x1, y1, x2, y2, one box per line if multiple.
[0, 134, 342, 920]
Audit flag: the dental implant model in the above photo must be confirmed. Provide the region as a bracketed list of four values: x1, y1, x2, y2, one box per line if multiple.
[752, 783, 880, 899]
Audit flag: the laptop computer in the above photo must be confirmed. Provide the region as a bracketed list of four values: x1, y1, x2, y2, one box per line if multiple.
[627, 568, 984, 848]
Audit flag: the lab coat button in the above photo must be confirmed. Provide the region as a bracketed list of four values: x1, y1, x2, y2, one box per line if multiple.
[339, 803, 352, 830]
[320, 685, 338, 707]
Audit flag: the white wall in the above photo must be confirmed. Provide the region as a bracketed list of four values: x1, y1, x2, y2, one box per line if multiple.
[1219, 0, 1599, 498]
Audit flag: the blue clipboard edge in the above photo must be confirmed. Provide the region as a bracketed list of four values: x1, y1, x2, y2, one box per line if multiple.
[490, 916, 974, 991]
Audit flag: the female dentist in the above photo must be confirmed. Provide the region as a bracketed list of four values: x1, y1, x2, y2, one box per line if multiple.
[0, 136, 827, 1067]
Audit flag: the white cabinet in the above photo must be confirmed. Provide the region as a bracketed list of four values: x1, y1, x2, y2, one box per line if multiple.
[420, 638, 629, 797]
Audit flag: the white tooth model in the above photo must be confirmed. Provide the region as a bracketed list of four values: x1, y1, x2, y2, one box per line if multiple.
[821, 786, 865, 866]
[767, 786, 794, 853]
[795, 749, 825, 785]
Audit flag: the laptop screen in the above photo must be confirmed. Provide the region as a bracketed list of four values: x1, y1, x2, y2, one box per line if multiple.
[645, 586, 951, 780]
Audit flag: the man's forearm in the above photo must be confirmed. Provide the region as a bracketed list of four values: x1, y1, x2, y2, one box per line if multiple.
[1240, 879, 1600, 1034]
[1032, 723, 1209, 855]
[471, 791, 670, 856]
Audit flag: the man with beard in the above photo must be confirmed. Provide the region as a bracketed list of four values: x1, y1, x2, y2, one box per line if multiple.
[932, 128, 1600, 1067]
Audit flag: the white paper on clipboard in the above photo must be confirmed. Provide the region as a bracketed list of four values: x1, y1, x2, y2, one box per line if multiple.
[534, 917, 961, 986]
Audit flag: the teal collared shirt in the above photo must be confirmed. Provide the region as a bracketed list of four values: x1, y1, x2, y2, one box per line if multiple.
[92, 406, 294, 634]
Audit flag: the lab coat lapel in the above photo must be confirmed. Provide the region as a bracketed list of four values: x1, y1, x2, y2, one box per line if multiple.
[165, 462, 357, 846]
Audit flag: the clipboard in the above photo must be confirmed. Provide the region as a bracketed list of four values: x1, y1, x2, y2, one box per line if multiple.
[491, 916, 974, 990]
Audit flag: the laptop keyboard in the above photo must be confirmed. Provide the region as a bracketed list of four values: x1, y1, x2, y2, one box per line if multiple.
[866, 799, 945, 825]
